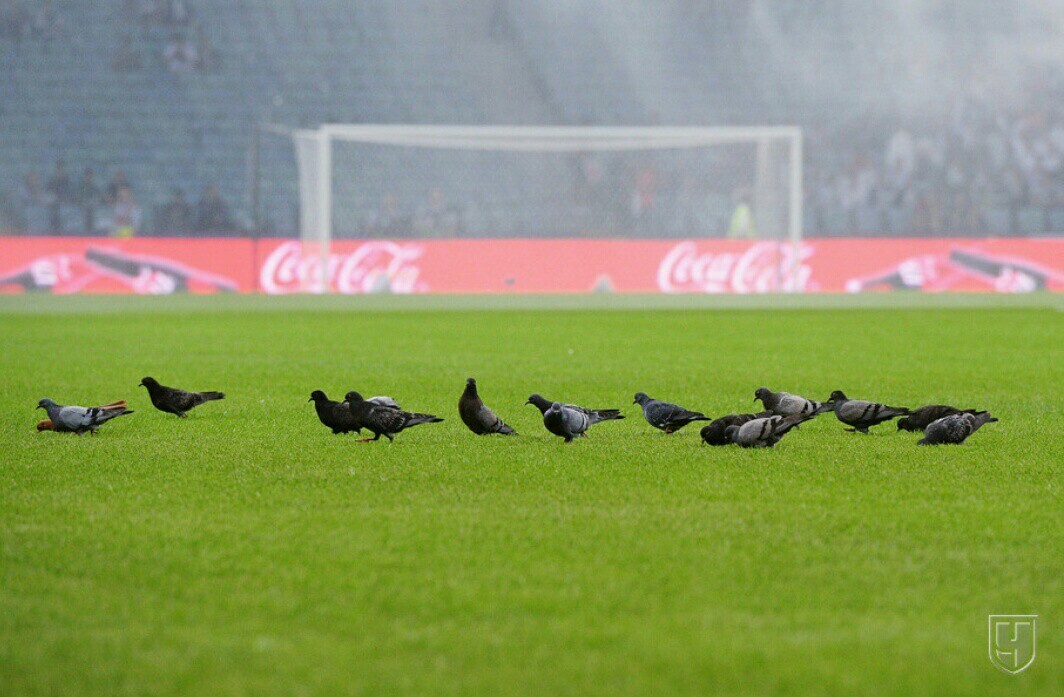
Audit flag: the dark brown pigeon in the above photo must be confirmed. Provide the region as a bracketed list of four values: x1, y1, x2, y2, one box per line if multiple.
[139, 376, 224, 417]
[897, 405, 981, 432]
[309, 390, 363, 434]
[828, 390, 911, 433]
[345, 391, 442, 442]
[459, 378, 516, 435]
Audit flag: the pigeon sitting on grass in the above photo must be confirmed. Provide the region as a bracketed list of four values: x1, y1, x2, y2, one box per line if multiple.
[633, 392, 710, 433]
[139, 376, 224, 418]
[525, 394, 623, 424]
[459, 378, 516, 435]
[542, 402, 591, 443]
[309, 390, 364, 434]
[700, 413, 771, 446]
[344, 391, 442, 442]
[897, 405, 982, 432]
[36, 398, 133, 435]
[724, 413, 814, 448]
[754, 387, 834, 417]
[918, 412, 997, 445]
[828, 390, 911, 434]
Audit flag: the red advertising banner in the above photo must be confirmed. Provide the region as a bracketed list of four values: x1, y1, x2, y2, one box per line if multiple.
[256, 238, 1064, 294]
[2, 236, 1062, 295]
[0, 238, 254, 294]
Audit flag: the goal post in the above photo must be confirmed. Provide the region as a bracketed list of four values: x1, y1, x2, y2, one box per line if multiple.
[290, 124, 803, 292]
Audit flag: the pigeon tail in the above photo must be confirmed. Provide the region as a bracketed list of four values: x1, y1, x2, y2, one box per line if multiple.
[587, 409, 624, 424]
[405, 413, 444, 427]
[98, 404, 134, 422]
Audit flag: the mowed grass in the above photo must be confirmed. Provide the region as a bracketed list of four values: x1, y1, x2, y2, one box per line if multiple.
[0, 297, 1061, 696]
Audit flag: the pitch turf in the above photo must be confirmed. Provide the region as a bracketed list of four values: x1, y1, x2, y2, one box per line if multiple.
[1, 295, 1060, 696]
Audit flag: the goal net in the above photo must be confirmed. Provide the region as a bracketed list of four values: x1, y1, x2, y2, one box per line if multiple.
[290, 125, 803, 291]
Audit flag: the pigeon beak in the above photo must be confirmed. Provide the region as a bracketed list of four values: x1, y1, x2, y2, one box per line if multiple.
[35, 404, 43, 410]
[523, 400, 531, 405]
[307, 397, 313, 402]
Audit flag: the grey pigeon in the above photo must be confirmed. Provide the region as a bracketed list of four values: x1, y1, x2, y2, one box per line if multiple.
[828, 390, 911, 433]
[525, 393, 623, 425]
[309, 390, 363, 434]
[754, 387, 833, 417]
[918, 412, 997, 445]
[139, 376, 224, 418]
[459, 378, 516, 435]
[700, 412, 771, 446]
[345, 391, 442, 442]
[366, 395, 400, 409]
[542, 401, 591, 443]
[633, 392, 709, 433]
[36, 398, 133, 435]
[724, 413, 813, 448]
[897, 405, 981, 432]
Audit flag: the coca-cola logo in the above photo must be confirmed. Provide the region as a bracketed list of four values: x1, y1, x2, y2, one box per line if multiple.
[260, 241, 425, 294]
[657, 241, 813, 293]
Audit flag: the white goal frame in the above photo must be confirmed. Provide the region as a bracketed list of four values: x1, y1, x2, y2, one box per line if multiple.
[291, 125, 804, 292]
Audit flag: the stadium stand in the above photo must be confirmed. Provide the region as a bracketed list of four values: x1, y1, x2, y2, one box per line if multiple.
[1, 0, 1062, 237]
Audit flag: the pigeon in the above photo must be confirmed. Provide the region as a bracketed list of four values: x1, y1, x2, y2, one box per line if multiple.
[724, 413, 814, 448]
[365, 395, 401, 409]
[459, 378, 516, 435]
[700, 413, 770, 446]
[828, 390, 911, 433]
[344, 391, 443, 442]
[525, 393, 624, 424]
[754, 387, 834, 417]
[35, 400, 130, 433]
[139, 376, 224, 418]
[633, 392, 710, 433]
[309, 390, 364, 434]
[542, 401, 591, 443]
[897, 405, 982, 432]
[918, 412, 998, 445]
[36, 398, 133, 435]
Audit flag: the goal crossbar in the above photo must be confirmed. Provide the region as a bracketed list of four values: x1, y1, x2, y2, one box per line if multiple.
[289, 124, 804, 292]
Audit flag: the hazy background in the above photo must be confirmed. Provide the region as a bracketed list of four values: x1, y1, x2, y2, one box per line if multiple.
[2, 0, 1062, 239]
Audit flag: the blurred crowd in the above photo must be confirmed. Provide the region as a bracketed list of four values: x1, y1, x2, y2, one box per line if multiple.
[9, 159, 238, 237]
[806, 79, 1064, 236]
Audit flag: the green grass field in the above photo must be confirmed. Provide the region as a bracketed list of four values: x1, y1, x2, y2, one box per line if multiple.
[1, 295, 1061, 696]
